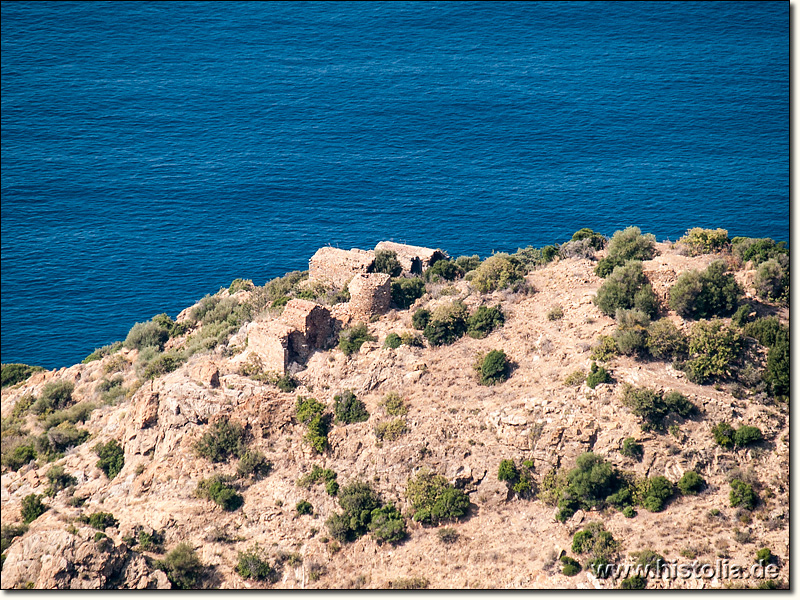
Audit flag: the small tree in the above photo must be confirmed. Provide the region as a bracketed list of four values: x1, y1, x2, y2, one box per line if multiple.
[476, 350, 509, 385]
[157, 543, 205, 589]
[333, 390, 369, 424]
[594, 261, 658, 318]
[94, 440, 125, 479]
[678, 471, 705, 495]
[21, 494, 47, 524]
[669, 261, 742, 319]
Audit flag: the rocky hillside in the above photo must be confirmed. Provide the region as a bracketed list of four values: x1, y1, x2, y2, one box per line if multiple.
[1, 229, 790, 589]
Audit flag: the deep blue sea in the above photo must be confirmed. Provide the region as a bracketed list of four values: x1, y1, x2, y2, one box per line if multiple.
[1, 2, 788, 370]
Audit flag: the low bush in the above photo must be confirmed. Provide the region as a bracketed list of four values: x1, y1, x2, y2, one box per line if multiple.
[406, 469, 470, 525]
[383, 333, 402, 349]
[712, 423, 736, 449]
[621, 385, 696, 431]
[400, 332, 423, 347]
[546, 305, 564, 321]
[193, 419, 248, 462]
[157, 543, 206, 589]
[646, 318, 687, 360]
[94, 440, 125, 479]
[391, 278, 426, 309]
[743, 317, 786, 349]
[21, 494, 47, 524]
[391, 576, 430, 590]
[513, 245, 559, 270]
[124, 318, 171, 351]
[754, 256, 789, 303]
[83, 511, 119, 530]
[475, 350, 509, 386]
[466, 305, 505, 338]
[733, 425, 762, 447]
[730, 479, 758, 510]
[41, 402, 96, 431]
[564, 370, 586, 387]
[612, 309, 650, 356]
[471, 253, 528, 293]
[296, 500, 313, 515]
[678, 471, 705, 495]
[45, 465, 77, 496]
[594, 261, 658, 318]
[622, 506, 637, 518]
[669, 261, 742, 319]
[497, 459, 535, 497]
[571, 521, 619, 575]
[423, 301, 468, 346]
[373, 250, 403, 277]
[425, 259, 464, 282]
[82, 341, 123, 364]
[369, 503, 407, 544]
[236, 543, 278, 582]
[590, 336, 618, 361]
[2, 441, 37, 471]
[1, 524, 28, 557]
[639, 476, 673, 512]
[142, 352, 184, 380]
[333, 390, 369, 424]
[96, 375, 128, 405]
[541, 453, 625, 522]
[196, 475, 243, 511]
[31, 381, 75, 415]
[236, 450, 272, 479]
[1, 363, 45, 388]
[326, 481, 381, 542]
[683, 320, 742, 384]
[594, 227, 656, 277]
[731, 236, 788, 267]
[374, 419, 409, 442]
[295, 397, 330, 454]
[586, 362, 612, 389]
[380, 392, 408, 416]
[571, 227, 606, 250]
[765, 329, 789, 398]
[731, 304, 755, 328]
[437, 527, 459, 545]
[620, 575, 647, 590]
[677, 228, 729, 256]
[755, 548, 775, 565]
[620, 437, 643, 461]
[411, 308, 431, 330]
[338, 323, 376, 355]
[560, 555, 581, 576]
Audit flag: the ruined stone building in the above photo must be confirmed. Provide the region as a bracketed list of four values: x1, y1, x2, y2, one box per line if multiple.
[347, 273, 391, 319]
[308, 247, 375, 287]
[374, 241, 447, 274]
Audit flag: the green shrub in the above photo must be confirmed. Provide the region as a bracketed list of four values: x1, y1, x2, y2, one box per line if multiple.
[646, 318, 687, 359]
[669, 261, 742, 319]
[391, 576, 430, 590]
[83, 511, 118, 530]
[640, 476, 673, 512]
[423, 301, 468, 346]
[731, 304, 755, 328]
[621, 437, 643, 461]
[471, 253, 527, 293]
[406, 469, 470, 525]
[142, 352, 184, 380]
[591, 336, 618, 361]
[236, 450, 272, 479]
[621, 385, 696, 431]
[753, 255, 789, 302]
[586, 362, 612, 389]
[411, 308, 431, 330]
[755, 548, 775, 565]
[374, 419, 408, 442]
[612, 309, 650, 356]
[730, 479, 757, 510]
[497, 459, 518, 482]
[45, 465, 77, 496]
[622, 506, 636, 518]
[338, 323, 376, 355]
[157, 543, 205, 589]
[136, 528, 165, 552]
[497, 459, 534, 497]
[334, 390, 369, 424]
[546, 305, 564, 321]
[124, 318, 171, 351]
[678, 228, 729, 255]
[21, 494, 47, 524]
[571, 522, 619, 574]
[1, 524, 28, 556]
[196, 475, 243, 511]
[743, 317, 785, 348]
[227, 278, 255, 295]
[437, 527, 459, 545]
[380, 392, 408, 416]
[31, 381, 75, 415]
[595, 261, 658, 318]
[731, 236, 788, 266]
[298, 464, 337, 489]
[733, 425, 762, 447]
[2, 442, 37, 471]
[369, 503, 407, 544]
[550, 453, 624, 522]
[391, 278, 426, 309]
[296, 500, 313, 515]
[82, 341, 124, 364]
[326, 481, 381, 542]
[678, 471, 705, 495]
[475, 350, 509, 386]
[400, 332, 423, 346]
[425, 259, 464, 282]
[620, 575, 646, 590]
[571, 228, 606, 250]
[765, 329, 789, 398]
[236, 543, 278, 582]
[94, 440, 125, 479]
[560, 556, 581, 576]
[466, 305, 505, 338]
[41, 401, 95, 431]
[595, 227, 656, 277]
[1, 363, 45, 388]
[683, 320, 742, 384]
[193, 419, 248, 462]
[711, 422, 736, 449]
[564, 370, 586, 387]
[295, 397, 330, 453]
[374, 250, 403, 277]
[96, 375, 127, 405]
[383, 333, 402, 349]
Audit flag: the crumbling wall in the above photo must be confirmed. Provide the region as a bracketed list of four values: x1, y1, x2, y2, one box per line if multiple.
[374, 241, 447, 274]
[280, 299, 333, 359]
[347, 273, 391, 319]
[247, 321, 294, 375]
[309, 247, 375, 287]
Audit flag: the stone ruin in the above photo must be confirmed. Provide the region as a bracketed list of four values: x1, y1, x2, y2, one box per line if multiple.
[374, 241, 447, 275]
[308, 247, 375, 287]
[347, 273, 391, 319]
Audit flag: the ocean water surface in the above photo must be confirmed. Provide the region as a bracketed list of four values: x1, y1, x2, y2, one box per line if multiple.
[1, 1, 788, 369]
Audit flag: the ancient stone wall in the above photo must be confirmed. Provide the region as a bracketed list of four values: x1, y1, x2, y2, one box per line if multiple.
[347, 273, 391, 318]
[247, 321, 294, 374]
[280, 299, 332, 359]
[309, 247, 375, 287]
[374, 241, 447, 274]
